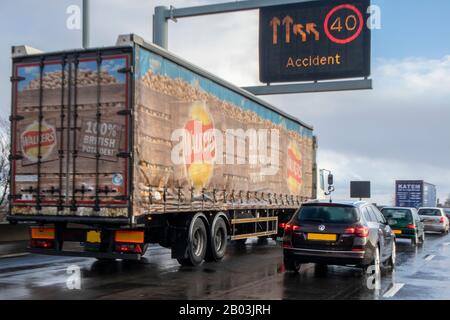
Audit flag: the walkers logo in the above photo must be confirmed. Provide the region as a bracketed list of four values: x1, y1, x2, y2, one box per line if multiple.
[21, 120, 57, 163]
[184, 102, 216, 190]
[287, 141, 302, 194]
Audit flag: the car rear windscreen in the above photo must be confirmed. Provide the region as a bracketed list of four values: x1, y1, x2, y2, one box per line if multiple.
[297, 206, 358, 224]
[381, 209, 413, 223]
[418, 209, 441, 216]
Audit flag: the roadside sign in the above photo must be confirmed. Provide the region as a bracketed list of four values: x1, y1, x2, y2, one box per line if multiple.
[259, 0, 371, 83]
[350, 181, 371, 199]
[395, 181, 423, 208]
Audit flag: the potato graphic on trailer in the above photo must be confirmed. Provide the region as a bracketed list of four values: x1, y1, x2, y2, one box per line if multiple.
[287, 141, 303, 195]
[183, 102, 216, 191]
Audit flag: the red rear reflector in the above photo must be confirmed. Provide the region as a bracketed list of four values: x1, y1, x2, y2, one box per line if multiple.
[407, 224, 416, 229]
[115, 231, 144, 244]
[352, 248, 365, 252]
[115, 244, 142, 253]
[30, 239, 54, 249]
[31, 227, 55, 240]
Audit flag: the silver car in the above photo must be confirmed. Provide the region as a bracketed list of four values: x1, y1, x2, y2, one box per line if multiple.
[418, 208, 450, 234]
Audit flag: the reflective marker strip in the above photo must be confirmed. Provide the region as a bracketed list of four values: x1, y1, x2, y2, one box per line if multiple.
[31, 228, 55, 240]
[383, 283, 405, 298]
[425, 255, 435, 261]
[115, 231, 144, 244]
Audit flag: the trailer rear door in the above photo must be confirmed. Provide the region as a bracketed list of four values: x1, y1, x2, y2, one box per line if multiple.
[10, 49, 132, 217]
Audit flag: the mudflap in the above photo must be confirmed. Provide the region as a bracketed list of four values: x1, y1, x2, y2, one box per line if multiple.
[171, 229, 189, 260]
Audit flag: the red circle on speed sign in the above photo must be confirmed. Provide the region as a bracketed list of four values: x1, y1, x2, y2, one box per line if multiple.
[324, 4, 364, 45]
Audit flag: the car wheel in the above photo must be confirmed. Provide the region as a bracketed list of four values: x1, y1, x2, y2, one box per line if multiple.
[386, 242, 396, 271]
[284, 256, 302, 273]
[411, 233, 418, 246]
[419, 232, 425, 245]
[363, 246, 381, 277]
[373, 246, 381, 275]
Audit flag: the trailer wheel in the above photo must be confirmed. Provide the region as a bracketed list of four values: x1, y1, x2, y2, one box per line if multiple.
[177, 217, 207, 266]
[205, 217, 228, 262]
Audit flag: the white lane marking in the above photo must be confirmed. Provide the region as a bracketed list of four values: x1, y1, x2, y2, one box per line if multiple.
[425, 255, 435, 261]
[383, 283, 405, 298]
[0, 253, 29, 259]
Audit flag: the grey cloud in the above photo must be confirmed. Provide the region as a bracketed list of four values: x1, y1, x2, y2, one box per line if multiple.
[265, 56, 450, 170]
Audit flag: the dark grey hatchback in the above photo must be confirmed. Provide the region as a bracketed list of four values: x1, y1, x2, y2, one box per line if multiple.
[283, 201, 396, 273]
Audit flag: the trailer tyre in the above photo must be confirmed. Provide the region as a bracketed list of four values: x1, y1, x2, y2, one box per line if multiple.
[177, 217, 207, 266]
[205, 218, 228, 262]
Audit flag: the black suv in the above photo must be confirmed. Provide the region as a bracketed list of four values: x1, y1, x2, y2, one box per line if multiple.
[283, 201, 396, 273]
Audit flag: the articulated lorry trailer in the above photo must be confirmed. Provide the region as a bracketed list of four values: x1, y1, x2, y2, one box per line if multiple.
[7, 34, 317, 266]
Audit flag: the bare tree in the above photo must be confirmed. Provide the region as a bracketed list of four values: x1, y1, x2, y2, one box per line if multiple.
[444, 195, 450, 208]
[0, 116, 10, 220]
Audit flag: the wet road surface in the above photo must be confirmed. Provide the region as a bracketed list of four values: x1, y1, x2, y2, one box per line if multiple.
[0, 232, 449, 300]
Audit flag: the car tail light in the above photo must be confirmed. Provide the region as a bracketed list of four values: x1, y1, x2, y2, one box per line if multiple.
[279, 223, 286, 229]
[407, 224, 416, 229]
[284, 224, 301, 231]
[356, 226, 369, 237]
[345, 225, 369, 238]
[440, 217, 445, 224]
[30, 239, 54, 249]
[344, 227, 355, 234]
[115, 244, 142, 254]
[282, 224, 300, 249]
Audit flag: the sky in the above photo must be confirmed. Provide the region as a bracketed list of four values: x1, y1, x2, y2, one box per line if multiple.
[0, 0, 449, 205]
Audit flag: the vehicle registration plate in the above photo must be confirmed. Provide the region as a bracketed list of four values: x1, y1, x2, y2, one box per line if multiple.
[87, 231, 101, 243]
[307, 233, 337, 241]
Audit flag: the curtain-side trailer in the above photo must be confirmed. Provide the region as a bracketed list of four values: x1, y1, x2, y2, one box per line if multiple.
[7, 34, 317, 266]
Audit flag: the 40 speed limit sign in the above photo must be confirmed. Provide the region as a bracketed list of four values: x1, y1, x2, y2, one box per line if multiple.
[259, 0, 371, 83]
